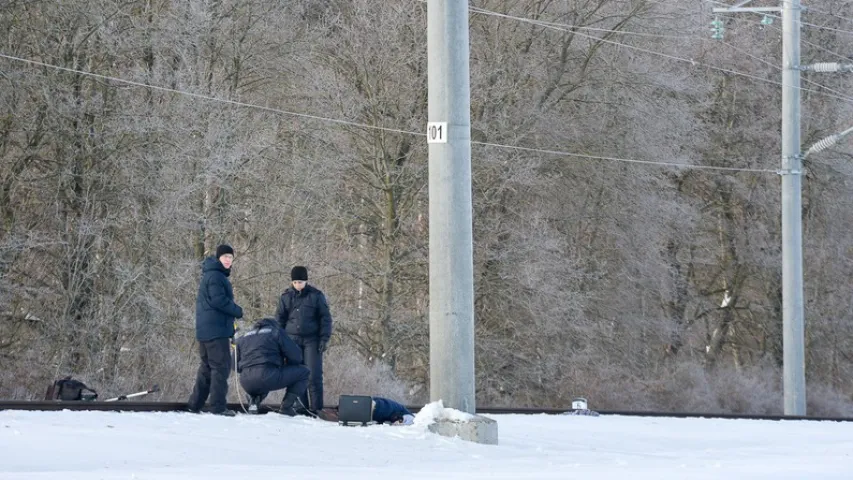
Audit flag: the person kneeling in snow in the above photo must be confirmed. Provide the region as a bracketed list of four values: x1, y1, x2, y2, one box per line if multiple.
[236, 318, 310, 416]
[372, 397, 415, 425]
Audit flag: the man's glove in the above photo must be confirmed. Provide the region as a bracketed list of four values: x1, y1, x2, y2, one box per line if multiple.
[318, 339, 328, 354]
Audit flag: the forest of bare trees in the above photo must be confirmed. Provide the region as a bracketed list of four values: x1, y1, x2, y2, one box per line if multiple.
[2, 0, 853, 415]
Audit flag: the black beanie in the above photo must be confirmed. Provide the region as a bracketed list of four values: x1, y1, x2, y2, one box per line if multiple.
[291, 266, 308, 281]
[215, 244, 234, 259]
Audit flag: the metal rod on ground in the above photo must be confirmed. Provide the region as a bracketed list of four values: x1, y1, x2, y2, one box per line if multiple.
[427, 0, 476, 414]
[104, 385, 160, 402]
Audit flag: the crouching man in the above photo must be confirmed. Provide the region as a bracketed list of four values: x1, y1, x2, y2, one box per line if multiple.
[236, 317, 310, 415]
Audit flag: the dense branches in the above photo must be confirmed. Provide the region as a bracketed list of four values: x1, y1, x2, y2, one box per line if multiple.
[1, 0, 852, 415]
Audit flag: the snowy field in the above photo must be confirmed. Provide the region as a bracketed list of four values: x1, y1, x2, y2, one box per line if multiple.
[1, 406, 851, 479]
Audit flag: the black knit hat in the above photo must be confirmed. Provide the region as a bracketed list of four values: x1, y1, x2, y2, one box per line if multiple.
[215, 244, 234, 259]
[291, 266, 308, 281]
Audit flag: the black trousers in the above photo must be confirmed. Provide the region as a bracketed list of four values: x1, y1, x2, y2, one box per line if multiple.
[239, 364, 310, 399]
[290, 335, 324, 410]
[188, 337, 231, 412]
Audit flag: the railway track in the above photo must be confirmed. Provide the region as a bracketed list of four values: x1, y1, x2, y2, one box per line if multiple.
[1, 400, 851, 422]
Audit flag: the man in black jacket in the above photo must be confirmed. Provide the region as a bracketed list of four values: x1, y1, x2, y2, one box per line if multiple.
[188, 244, 244, 416]
[236, 318, 310, 415]
[275, 265, 333, 413]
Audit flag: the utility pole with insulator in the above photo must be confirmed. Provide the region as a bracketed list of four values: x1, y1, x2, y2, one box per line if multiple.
[712, 0, 805, 416]
[426, 0, 476, 414]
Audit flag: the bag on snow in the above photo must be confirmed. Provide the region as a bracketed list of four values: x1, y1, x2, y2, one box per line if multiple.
[44, 376, 98, 401]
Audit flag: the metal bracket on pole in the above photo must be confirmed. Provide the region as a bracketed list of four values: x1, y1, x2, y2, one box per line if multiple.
[779, 154, 804, 176]
[712, 7, 781, 13]
[711, 0, 788, 13]
[712, 0, 802, 14]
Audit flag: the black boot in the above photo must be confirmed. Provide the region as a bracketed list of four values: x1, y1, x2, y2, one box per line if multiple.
[279, 392, 299, 416]
[248, 395, 261, 414]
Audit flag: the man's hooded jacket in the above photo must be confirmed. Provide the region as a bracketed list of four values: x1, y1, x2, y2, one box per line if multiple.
[195, 257, 243, 341]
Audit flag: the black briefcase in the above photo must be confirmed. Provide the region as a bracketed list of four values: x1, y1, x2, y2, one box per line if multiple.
[338, 395, 374, 426]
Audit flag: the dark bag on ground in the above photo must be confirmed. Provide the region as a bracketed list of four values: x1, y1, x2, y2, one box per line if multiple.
[338, 395, 374, 426]
[44, 376, 98, 401]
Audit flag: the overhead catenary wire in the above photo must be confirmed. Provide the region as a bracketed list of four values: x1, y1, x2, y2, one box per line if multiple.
[482, 0, 853, 78]
[6, 3, 850, 171]
[469, 5, 853, 105]
[703, 3, 853, 130]
[717, 9, 853, 64]
[0, 52, 776, 174]
[803, 5, 853, 25]
[468, 1, 853, 126]
[719, 34, 853, 104]
[0, 57, 416, 136]
[469, 3, 853, 147]
[5, 3, 843, 174]
[1, 5, 848, 170]
[470, 142, 775, 173]
[705, 0, 853, 37]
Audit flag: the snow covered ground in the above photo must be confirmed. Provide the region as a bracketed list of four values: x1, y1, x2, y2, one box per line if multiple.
[1, 405, 851, 479]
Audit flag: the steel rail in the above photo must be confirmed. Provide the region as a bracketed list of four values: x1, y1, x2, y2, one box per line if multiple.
[1, 401, 851, 422]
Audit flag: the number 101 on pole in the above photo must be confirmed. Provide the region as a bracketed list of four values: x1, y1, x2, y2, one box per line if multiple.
[427, 122, 447, 143]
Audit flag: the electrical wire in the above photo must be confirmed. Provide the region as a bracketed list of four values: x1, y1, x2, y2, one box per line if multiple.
[0, 52, 775, 174]
[470, 141, 776, 173]
[717, 8, 853, 63]
[469, 5, 853, 104]
[705, 0, 853, 37]
[718, 26, 853, 104]
[703, 3, 853, 121]
[804, 5, 853, 25]
[474, 12, 698, 41]
[0, 53, 415, 137]
[470, 2, 853, 106]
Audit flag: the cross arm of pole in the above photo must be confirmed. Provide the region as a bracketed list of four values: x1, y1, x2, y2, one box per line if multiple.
[712, 7, 781, 13]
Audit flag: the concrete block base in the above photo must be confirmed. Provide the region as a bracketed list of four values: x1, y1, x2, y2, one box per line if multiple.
[428, 414, 498, 445]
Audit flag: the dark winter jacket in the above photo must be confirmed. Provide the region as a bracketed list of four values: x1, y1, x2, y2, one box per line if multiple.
[274, 284, 332, 341]
[372, 397, 412, 424]
[195, 257, 243, 341]
[236, 318, 303, 372]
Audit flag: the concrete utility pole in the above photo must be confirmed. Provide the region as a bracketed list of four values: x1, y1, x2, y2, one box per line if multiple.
[426, 0, 476, 413]
[713, 0, 805, 415]
[779, 0, 806, 417]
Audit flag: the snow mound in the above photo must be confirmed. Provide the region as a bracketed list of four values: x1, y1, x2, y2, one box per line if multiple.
[413, 400, 475, 427]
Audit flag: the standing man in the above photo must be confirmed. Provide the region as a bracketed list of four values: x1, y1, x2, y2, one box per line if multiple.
[188, 244, 243, 416]
[275, 265, 332, 414]
[236, 317, 310, 416]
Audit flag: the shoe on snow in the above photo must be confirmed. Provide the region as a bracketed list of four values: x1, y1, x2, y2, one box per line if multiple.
[313, 410, 335, 421]
[247, 395, 261, 414]
[278, 406, 297, 417]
